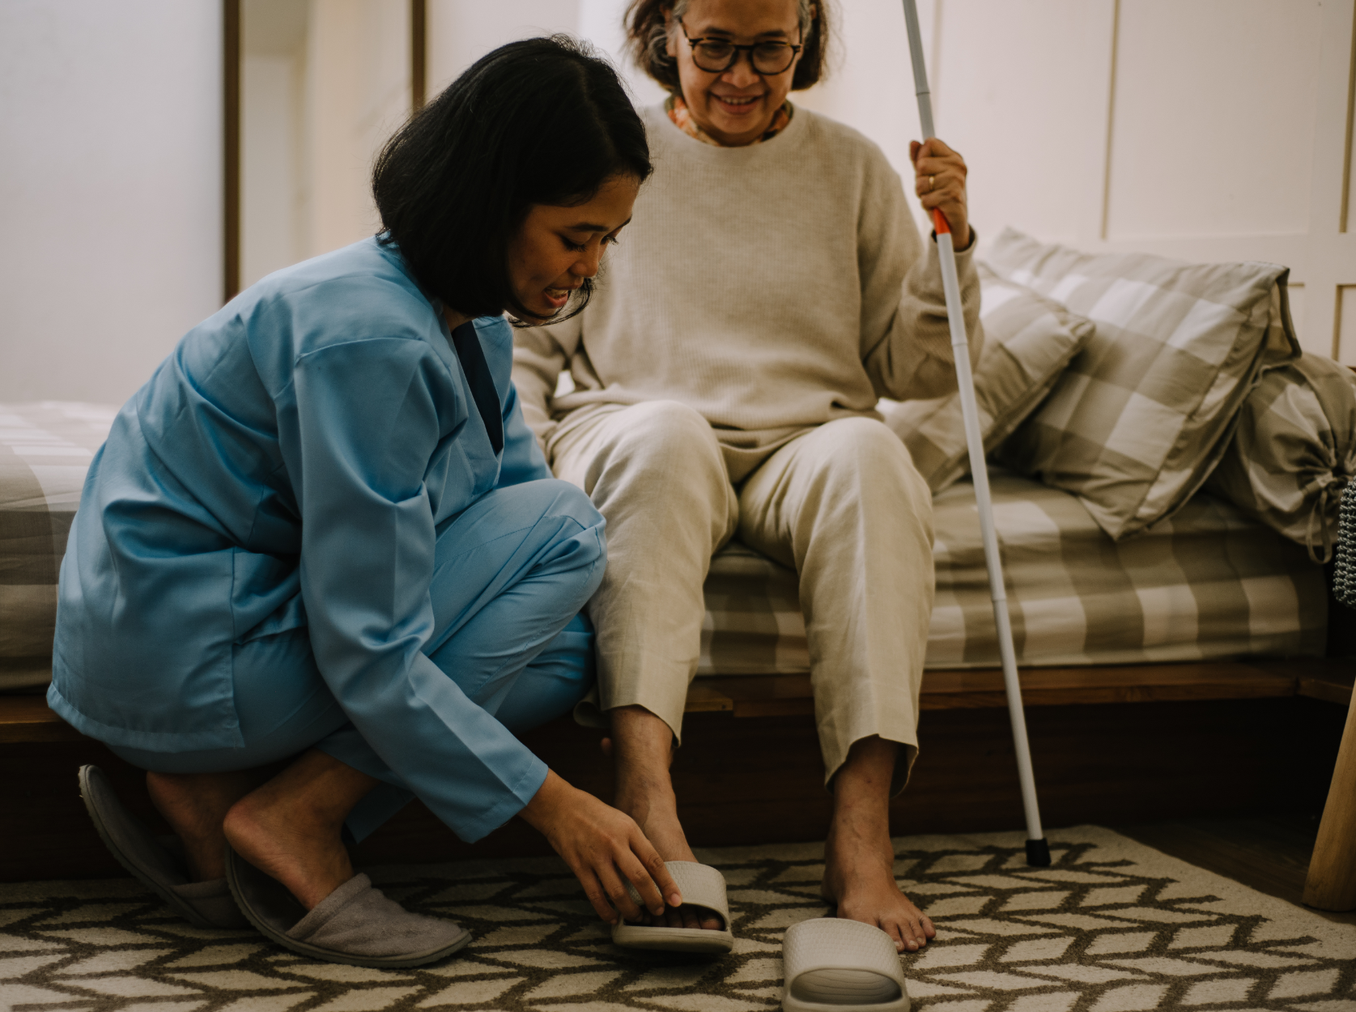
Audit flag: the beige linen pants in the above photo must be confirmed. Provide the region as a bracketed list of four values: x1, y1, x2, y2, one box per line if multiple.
[548, 400, 934, 788]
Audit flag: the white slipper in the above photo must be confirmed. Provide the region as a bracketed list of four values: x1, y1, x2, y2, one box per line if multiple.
[782, 918, 910, 1011]
[611, 861, 734, 954]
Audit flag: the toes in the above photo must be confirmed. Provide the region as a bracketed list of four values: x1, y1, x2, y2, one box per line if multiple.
[921, 915, 937, 939]
[700, 914, 722, 931]
[680, 906, 700, 930]
[883, 915, 928, 952]
[884, 921, 909, 953]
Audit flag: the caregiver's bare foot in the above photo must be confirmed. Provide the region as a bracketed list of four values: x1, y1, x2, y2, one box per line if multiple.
[146, 769, 259, 881]
[610, 706, 722, 931]
[222, 749, 377, 910]
[822, 736, 935, 953]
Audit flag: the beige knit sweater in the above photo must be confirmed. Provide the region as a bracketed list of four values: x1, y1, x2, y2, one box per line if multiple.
[512, 102, 982, 448]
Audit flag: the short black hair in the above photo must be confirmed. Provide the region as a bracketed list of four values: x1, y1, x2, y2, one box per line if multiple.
[373, 35, 651, 321]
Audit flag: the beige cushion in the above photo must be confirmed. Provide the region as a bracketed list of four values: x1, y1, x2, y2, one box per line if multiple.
[880, 264, 1094, 492]
[987, 228, 1299, 540]
[1204, 354, 1356, 562]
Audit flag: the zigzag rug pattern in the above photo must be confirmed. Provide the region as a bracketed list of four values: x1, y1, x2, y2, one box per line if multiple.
[1, 826, 1352, 1011]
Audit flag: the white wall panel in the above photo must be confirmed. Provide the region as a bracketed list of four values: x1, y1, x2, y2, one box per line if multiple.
[578, 0, 666, 107]
[427, 0, 582, 99]
[241, 53, 300, 287]
[1339, 285, 1356, 364]
[0, 0, 222, 404]
[931, 0, 1115, 246]
[305, 0, 408, 259]
[1287, 283, 1313, 354]
[1105, 0, 1324, 240]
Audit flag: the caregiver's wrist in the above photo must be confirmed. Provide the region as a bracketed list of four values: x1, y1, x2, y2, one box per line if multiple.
[518, 769, 572, 833]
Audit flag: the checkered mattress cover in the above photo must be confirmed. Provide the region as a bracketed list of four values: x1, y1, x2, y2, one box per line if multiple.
[701, 470, 1327, 675]
[1, 402, 118, 690]
[0, 402, 1328, 691]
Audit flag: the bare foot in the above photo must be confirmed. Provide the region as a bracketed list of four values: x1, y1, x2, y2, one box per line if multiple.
[610, 706, 721, 931]
[823, 737, 935, 953]
[146, 770, 261, 881]
[222, 749, 377, 910]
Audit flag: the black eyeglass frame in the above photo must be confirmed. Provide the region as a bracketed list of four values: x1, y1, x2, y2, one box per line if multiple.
[676, 16, 804, 76]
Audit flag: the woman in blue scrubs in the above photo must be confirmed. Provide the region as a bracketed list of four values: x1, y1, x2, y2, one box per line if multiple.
[50, 37, 680, 966]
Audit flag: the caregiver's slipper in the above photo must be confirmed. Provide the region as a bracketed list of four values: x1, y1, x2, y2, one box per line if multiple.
[782, 918, 910, 1012]
[611, 860, 734, 954]
[78, 764, 247, 930]
[224, 844, 470, 967]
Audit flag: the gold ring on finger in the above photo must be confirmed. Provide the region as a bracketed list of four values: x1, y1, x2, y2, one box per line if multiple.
[929, 175, 935, 191]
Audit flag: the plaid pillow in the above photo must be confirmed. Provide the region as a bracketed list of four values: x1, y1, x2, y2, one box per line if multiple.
[880, 264, 1095, 492]
[0, 402, 115, 692]
[1203, 354, 1356, 562]
[988, 228, 1300, 540]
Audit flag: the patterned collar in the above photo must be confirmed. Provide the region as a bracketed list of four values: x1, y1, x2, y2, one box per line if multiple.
[665, 93, 793, 147]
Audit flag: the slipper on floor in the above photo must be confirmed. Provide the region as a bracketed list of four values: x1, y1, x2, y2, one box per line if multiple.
[224, 844, 470, 967]
[611, 860, 734, 954]
[77, 765, 247, 930]
[782, 918, 910, 1011]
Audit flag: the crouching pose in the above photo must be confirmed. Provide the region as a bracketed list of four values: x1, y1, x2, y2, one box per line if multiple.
[513, 0, 983, 954]
[50, 37, 682, 967]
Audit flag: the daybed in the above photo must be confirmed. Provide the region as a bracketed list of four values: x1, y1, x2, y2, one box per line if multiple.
[2, 231, 1352, 896]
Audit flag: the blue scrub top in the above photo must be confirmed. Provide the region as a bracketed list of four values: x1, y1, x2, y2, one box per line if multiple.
[50, 237, 560, 832]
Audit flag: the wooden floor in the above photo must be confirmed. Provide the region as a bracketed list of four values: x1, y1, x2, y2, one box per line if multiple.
[1115, 815, 1356, 926]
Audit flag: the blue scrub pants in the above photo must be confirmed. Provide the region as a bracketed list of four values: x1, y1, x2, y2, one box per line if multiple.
[109, 479, 602, 843]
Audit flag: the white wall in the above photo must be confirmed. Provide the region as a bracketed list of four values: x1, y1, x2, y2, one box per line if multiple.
[802, 0, 1356, 363]
[427, 0, 585, 98]
[0, 0, 222, 405]
[3, 0, 1351, 407]
[241, 0, 307, 288]
[304, 0, 409, 258]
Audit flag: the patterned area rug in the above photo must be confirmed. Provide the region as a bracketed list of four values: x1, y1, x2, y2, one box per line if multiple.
[2, 826, 1352, 1012]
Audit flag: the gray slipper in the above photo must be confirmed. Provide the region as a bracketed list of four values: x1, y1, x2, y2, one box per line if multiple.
[224, 844, 470, 967]
[77, 765, 248, 930]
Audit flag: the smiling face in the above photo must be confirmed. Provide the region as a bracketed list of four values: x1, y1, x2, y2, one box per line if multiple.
[666, 0, 809, 147]
[505, 173, 641, 322]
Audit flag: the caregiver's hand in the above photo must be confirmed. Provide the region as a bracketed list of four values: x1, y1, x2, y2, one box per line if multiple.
[520, 770, 682, 925]
[910, 137, 971, 251]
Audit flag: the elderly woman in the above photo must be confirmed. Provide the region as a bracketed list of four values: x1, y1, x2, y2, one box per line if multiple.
[513, 1, 982, 954]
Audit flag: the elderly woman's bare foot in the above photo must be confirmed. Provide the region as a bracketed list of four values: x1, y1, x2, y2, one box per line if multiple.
[610, 706, 723, 931]
[821, 811, 935, 952]
[222, 749, 377, 911]
[146, 769, 261, 881]
[823, 736, 935, 952]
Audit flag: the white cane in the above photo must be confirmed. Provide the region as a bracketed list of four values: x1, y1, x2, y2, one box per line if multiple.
[900, 0, 1050, 866]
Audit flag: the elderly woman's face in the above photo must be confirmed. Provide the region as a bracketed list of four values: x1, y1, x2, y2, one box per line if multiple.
[666, 0, 808, 146]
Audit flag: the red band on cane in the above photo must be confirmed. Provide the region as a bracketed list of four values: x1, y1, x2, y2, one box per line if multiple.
[933, 208, 950, 235]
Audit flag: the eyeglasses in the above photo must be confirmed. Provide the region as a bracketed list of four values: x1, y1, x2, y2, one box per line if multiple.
[676, 17, 803, 75]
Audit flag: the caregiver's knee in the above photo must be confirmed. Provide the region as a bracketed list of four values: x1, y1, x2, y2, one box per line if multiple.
[495, 613, 596, 732]
[509, 477, 608, 536]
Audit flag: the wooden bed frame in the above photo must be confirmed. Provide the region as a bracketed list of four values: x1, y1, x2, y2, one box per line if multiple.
[3, 654, 1350, 908]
